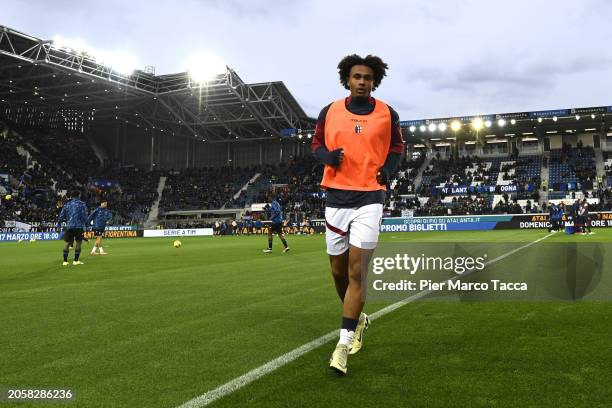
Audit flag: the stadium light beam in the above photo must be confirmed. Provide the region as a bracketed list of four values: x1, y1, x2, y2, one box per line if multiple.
[52, 36, 139, 75]
[187, 53, 227, 84]
[484, 120, 492, 128]
[419, 125, 427, 132]
[472, 118, 483, 130]
[451, 121, 461, 131]
[510, 119, 516, 125]
[103, 51, 139, 76]
[51, 35, 93, 54]
[409, 125, 416, 133]
[575, 115, 581, 120]
[438, 123, 447, 132]
[497, 119, 506, 127]
[428, 123, 437, 132]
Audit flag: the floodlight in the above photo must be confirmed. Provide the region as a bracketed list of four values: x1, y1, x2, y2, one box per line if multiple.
[428, 123, 437, 132]
[187, 53, 227, 84]
[451, 121, 461, 131]
[419, 125, 426, 132]
[472, 118, 483, 130]
[409, 125, 416, 132]
[497, 119, 506, 127]
[438, 123, 447, 132]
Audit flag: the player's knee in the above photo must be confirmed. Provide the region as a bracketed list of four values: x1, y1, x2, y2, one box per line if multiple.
[330, 265, 347, 280]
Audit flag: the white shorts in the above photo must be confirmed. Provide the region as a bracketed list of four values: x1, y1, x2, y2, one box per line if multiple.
[325, 204, 383, 255]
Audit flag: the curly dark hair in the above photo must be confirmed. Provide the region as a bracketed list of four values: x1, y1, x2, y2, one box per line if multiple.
[338, 54, 388, 91]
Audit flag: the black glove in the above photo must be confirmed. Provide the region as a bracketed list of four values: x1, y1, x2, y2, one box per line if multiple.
[327, 148, 344, 166]
[314, 147, 344, 167]
[377, 167, 389, 185]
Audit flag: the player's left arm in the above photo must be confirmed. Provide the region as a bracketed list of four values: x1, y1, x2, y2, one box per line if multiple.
[377, 107, 404, 184]
[88, 208, 98, 223]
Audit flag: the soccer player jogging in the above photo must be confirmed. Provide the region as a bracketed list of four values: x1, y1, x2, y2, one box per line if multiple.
[57, 190, 89, 266]
[89, 200, 112, 255]
[312, 54, 403, 374]
[262, 197, 290, 253]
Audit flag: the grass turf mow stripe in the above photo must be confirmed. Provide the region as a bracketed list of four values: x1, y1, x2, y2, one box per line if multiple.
[175, 233, 553, 408]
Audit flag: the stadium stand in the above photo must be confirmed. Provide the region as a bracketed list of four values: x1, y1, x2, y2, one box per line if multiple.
[160, 166, 254, 212]
[548, 143, 595, 198]
[251, 156, 326, 222]
[0, 121, 160, 225]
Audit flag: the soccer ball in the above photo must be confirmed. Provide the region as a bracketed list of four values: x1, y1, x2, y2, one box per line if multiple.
[4, 194, 11, 201]
[173, 240, 182, 248]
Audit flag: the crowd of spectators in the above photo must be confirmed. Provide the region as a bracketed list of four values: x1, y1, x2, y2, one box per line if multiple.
[160, 166, 254, 213]
[420, 155, 496, 197]
[253, 156, 326, 222]
[1, 122, 161, 226]
[549, 143, 596, 191]
[6, 117, 612, 227]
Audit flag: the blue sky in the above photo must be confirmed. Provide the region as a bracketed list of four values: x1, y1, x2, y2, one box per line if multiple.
[3, 0, 611, 120]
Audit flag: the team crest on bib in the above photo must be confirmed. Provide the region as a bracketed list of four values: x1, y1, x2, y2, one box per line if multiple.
[354, 124, 363, 134]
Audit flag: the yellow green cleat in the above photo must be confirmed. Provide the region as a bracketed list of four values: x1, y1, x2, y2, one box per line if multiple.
[349, 313, 370, 355]
[329, 343, 348, 375]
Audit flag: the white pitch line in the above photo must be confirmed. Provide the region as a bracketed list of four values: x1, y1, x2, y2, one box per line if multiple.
[175, 233, 552, 408]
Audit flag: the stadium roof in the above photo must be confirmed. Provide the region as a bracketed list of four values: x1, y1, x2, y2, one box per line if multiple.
[0, 24, 314, 143]
[401, 106, 612, 143]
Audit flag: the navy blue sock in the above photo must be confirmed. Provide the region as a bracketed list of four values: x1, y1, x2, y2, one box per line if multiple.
[63, 250, 69, 262]
[74, 250, 81, 261]
[341, 317, 359, 332]
[268, 239, 272, 249]
[281, 238, 288, 248]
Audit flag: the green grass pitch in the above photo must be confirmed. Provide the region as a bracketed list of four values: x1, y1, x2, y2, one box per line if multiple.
[1, 230, 612, 407]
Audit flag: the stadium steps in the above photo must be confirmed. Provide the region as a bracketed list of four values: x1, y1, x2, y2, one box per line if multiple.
[145, 176, 167, 227]
[86, 133, 107, 166]
[595, 148, 605, 178]
[239, 172, 271, 208]
[539, 154, 549, 206]
[222, 172, 261, 209]
[413, 153, 432, 191]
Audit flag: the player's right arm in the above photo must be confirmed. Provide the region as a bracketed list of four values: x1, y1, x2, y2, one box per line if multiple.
[57, 205, 66, 228]
[311, 104, 344, 167]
